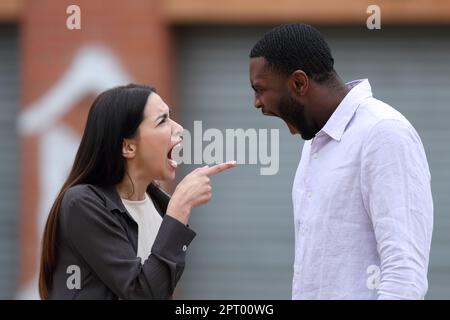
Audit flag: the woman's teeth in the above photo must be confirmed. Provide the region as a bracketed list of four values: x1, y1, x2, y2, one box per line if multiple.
[168, 159, 178, 168]
[168, 142, 182, 169]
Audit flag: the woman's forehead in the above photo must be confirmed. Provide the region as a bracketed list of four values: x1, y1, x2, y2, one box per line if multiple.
[144, 93, 169, 117]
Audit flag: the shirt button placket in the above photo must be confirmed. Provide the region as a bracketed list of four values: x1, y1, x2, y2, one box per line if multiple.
[306, 147, 317, 200]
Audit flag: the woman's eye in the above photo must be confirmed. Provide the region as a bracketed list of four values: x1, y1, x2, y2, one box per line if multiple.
[158, 117, 168, 126]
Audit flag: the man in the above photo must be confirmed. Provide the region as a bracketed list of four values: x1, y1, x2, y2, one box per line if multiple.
[249, 24, 433, 299]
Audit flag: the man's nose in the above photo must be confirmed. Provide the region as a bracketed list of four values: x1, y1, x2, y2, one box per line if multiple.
[254, 97, 263, 109]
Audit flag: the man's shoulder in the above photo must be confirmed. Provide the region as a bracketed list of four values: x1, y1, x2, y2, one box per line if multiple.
[355, 97, 415, 136]
[353, 98, 425, 157]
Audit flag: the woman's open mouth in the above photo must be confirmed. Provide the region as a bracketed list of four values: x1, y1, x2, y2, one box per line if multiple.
[167, 140, 182, 169]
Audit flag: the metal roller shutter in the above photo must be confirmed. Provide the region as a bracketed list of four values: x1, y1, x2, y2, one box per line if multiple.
[175, 26, 450, 299]
[0, 25, 19, 299]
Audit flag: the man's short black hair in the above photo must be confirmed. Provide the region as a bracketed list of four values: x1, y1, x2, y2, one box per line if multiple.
[250, 24, 336, 83]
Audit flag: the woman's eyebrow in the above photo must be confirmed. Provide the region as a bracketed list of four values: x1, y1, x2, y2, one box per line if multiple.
[155, 113, 168, 122]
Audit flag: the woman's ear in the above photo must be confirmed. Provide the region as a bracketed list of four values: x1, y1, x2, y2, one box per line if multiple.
[122, 139, 136, 159]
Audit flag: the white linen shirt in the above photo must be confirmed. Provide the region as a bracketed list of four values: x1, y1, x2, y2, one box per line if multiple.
[292, 79, 433, 300]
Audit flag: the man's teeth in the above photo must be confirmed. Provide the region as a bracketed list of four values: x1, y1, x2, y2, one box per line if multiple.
[169, 159, 178, 168]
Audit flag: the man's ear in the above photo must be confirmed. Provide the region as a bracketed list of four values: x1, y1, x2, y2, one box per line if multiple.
[122, 139, 136, 159]
[289, 70, 309, 97]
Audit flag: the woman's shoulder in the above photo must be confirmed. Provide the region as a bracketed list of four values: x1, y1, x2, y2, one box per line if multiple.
[61, 184, 107, 210]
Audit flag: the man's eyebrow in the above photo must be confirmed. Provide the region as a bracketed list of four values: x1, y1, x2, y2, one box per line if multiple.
[252, 82, 263, 90]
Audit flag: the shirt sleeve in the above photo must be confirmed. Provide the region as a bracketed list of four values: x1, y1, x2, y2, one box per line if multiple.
[360, 119, 433, 300]
[62, 192, 196, 299]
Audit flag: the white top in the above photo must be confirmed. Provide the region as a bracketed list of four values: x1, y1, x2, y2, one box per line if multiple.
[292, 79, 433, 300]
[121, 194, 163, 264]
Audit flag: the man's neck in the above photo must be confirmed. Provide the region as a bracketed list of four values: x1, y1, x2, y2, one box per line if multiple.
[314, 79, 351, 130]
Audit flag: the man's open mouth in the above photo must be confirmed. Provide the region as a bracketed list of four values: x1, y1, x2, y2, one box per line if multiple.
[262, 109, 277, 117]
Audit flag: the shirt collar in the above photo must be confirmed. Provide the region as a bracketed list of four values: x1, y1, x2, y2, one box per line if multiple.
[320, 79, 372, 141]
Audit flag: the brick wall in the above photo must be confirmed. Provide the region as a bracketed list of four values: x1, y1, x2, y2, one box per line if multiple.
[19, 0, 174, 295]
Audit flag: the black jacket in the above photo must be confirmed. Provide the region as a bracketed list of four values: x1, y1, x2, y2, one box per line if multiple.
[48, 183, 196, 299]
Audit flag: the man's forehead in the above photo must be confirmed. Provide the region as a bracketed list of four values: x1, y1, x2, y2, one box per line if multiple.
[251, 57, 269, 70]
[250, 57, 273, 80]
[250, 59, 286, 87]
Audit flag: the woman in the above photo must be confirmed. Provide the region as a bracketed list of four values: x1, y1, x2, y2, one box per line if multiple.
[39, 84, 235, 299]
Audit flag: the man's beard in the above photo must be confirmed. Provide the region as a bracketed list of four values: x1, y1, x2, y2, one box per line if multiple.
[277, 91, 316, 140]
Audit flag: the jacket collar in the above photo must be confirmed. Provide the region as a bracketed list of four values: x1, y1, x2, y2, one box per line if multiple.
[93, 183, 170, 218]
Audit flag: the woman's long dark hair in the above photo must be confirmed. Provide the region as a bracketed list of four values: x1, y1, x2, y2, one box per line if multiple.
[39, 84, 155, 299]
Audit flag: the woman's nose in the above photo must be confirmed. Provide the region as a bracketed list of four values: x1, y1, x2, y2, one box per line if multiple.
[172, 120, 184, 137]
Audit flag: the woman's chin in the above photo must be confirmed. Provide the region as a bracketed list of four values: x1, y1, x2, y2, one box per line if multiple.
[164, 162, 177, 180]
[166, 171, 176, 180]
[152, 163, 177, 182]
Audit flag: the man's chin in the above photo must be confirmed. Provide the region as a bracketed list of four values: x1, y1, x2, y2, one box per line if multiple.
[300, 134, 314, 140]
[299, 131, 316, 140]
[286, 123, 299, 135]
[289, 125, 315, 140]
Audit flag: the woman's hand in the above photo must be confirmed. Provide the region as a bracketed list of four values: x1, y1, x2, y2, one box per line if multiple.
[166, 161, 236, 225]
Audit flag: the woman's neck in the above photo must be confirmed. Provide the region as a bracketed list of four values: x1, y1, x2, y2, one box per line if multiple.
[116, 171, 152, 201]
